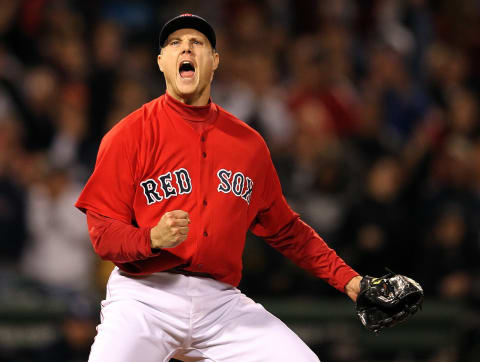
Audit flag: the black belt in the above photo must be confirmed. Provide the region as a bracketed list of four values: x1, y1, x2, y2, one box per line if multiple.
[166, 267, 215, 279]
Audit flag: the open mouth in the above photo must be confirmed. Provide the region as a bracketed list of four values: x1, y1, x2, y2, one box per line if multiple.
[179, 61, 195, 79]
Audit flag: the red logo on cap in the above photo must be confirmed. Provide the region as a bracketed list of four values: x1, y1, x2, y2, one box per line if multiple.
[181, 13, 193, 17]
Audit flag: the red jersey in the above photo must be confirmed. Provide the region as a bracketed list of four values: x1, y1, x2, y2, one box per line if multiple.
[76, 93, 358, 291]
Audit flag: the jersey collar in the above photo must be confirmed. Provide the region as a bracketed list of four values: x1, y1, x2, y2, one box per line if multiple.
[164, 92, 217, 123]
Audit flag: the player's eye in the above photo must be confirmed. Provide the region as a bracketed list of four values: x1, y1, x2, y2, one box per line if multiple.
[192, 40, 202, 45]
[170, 40, 180, 46]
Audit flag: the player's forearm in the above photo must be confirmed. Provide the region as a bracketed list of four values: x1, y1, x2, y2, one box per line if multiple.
[86, 210, 158, 263]
[266, 217, 359, 292]
[252, 202, 359, 293]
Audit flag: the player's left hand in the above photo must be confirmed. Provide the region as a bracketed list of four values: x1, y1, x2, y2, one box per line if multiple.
[355, 270, 424, 333]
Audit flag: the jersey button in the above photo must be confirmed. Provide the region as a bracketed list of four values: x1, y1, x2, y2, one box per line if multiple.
[203, 199, 207, 206]
[201, 136, 205, 142]
[203, 231, 208, 237]
[202, 152, 207, 158]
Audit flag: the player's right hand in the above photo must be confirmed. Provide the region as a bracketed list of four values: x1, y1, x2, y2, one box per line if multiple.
[150, 210, 190, 249]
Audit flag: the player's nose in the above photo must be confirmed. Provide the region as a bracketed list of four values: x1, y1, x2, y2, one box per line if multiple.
[181, 42, 193, 54]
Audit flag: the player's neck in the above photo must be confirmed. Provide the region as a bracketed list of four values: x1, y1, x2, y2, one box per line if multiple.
[166, 89, 211, 106]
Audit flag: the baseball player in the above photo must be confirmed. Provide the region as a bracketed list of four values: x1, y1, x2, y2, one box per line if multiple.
[76, 14, 363, 361]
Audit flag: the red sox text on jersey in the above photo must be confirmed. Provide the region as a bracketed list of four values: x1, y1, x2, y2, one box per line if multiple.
[140, 168, 254, 205]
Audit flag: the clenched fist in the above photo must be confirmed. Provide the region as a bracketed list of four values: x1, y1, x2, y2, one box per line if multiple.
[150, 210, 190, 249]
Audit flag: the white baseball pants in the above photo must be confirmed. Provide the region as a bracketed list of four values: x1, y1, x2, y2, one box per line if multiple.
[88, 267, 320, 362]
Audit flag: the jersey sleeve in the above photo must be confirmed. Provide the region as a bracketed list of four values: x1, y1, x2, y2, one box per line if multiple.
[86, 210, 158, 262]
[75, 123, 138, 224]
[250, 149, 359, 293]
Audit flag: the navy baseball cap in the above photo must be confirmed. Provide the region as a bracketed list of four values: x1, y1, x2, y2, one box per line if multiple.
[159, 14, 216, 49]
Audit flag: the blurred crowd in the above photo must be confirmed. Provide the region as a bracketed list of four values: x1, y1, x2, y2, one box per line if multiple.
[1, 0, 480, 361]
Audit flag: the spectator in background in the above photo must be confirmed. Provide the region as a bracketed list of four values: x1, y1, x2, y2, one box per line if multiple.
[447, 89, 479, 139]
[21, 163, 95, 294]
[13, 65, 58, 151]
[340, 156, 411, 276]
[425, 42, 470, 109]
[419, 205, 476, 300]
[286, 96, 359, 243]
[89, 20, 124, 140]
[104, 75, 150, 131]
[214, 52, 293, 155]
[0, 117, 26, 266]
[349, 92, 393, 168]
[363, 45, 430, 148]
[48, 86, 93, 179]
[287, 25, 359, 140]
[37, 295, 97, 362]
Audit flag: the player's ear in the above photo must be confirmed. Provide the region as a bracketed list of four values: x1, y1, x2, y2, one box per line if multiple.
[157, 53, 164, 73]
[212, 51, 219, 71]
[210, 52, 219, 83]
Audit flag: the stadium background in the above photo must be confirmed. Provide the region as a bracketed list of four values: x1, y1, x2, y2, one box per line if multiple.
[0, 0, 479, 361]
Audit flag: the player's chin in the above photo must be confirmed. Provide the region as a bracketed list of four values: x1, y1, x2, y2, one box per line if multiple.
[176, 77, 199, 95]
